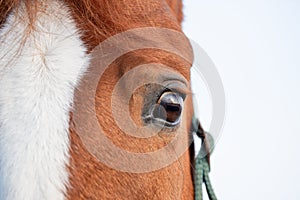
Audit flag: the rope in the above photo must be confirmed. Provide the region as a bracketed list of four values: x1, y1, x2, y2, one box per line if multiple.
[195, 154, 217, 200]
[193, 117, 218, 200]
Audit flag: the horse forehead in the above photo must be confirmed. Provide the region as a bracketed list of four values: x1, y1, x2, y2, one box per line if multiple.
[65, 0, 193, 80]
[65, 0, 183, 50]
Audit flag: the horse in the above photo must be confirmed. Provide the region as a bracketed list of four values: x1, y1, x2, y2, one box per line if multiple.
[0, 0, 204, 199]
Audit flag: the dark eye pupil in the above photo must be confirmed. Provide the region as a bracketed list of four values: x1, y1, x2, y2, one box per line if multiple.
[161, 102, 182, 123]
[152, 92, 183, 124]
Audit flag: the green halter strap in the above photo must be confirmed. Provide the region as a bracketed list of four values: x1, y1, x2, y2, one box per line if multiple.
[192, 117, 218, 200]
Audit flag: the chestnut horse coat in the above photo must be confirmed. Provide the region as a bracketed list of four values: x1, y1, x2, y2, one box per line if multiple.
[0, 0, 195, 199]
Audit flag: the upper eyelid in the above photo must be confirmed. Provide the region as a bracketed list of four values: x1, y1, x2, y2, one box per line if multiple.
[156, 89, 187, 104]
[170, 87, 191, 97]
[161, 83, 191, 99]
[163, 79, 190, 92]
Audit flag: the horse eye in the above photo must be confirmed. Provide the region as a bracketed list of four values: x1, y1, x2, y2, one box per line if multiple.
[152, 91, 184, 127]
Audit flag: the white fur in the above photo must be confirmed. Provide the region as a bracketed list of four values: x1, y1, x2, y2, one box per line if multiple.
[0, 2, 88, 200]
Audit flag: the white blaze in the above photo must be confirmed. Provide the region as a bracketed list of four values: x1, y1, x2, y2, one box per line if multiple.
[0, 1, 88, 200]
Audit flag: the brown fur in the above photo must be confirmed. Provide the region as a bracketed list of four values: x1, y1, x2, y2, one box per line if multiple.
[0, 0, 195, 199]
[68, 49, 194, 199]
[64, 0, 183, 51]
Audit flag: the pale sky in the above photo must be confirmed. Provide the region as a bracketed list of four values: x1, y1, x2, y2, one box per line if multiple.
[183, 1, 300, 199]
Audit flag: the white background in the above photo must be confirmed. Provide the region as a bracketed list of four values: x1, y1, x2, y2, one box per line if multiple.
[183, 1, 300, 199]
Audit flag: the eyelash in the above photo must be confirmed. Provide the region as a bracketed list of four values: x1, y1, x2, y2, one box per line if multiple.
[156, 87, 171, 100]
